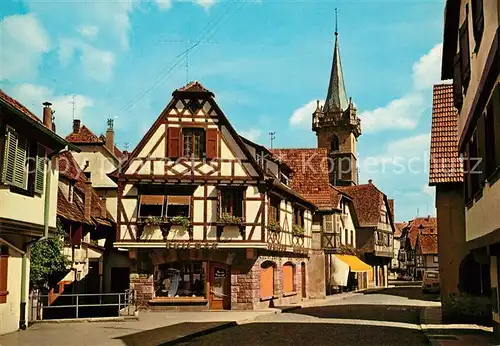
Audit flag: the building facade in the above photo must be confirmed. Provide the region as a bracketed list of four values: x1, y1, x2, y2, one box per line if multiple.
[441, 0, 500, 328]
[0, 91, 74, 334]
[112, 82, 318, 310]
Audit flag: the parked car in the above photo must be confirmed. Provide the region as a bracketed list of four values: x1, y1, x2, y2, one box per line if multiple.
[422, 270, 440, 293]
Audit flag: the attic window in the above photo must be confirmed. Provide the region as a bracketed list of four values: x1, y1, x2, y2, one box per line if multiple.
[84, 172, 91, 179]
[280, 172, 289, 186]
[187, 99, 199, 115]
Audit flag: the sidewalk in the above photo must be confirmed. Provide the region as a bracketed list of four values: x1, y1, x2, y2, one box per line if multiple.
[420, 307, 497, 346]
[0, 311, 274, 346]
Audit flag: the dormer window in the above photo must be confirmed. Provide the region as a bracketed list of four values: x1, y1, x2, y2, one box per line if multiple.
[280, 172, 289, 186]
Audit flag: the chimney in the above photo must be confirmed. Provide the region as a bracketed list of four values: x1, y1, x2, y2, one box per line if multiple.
[106, 119, 114, 152]
[43, 102, 53, 131]
[84, 181, 92, 220]
[73, 119, 81, 134]
[368, 179, 373, 184]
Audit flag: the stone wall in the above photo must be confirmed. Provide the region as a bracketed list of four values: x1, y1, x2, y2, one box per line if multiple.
[129, 274, 154, 308]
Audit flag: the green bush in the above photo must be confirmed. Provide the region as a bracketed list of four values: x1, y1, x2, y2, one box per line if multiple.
[442, 293, 492, 326]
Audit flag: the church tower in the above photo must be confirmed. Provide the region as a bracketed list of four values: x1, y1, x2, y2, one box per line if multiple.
[312, 19, 361, 186]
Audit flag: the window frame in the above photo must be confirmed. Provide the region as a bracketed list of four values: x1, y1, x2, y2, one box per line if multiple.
[471, 0, 484, 51]
[269, 197, 280, 223]
[221, 188, 244, 218]
[182, 128, 206, 158]
[293, 207, 305, 228]
[459, 12, 471, 92]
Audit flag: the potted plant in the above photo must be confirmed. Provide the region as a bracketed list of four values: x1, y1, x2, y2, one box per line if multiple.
[170, 216, 191, 231]
[293, 225, 305, 237]
[268, 219, 281, 233]
[143, 216, 165, 226]
[217, 213, 243, 226]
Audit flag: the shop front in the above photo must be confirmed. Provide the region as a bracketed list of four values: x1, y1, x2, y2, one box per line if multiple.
[131, 249, 232, 310]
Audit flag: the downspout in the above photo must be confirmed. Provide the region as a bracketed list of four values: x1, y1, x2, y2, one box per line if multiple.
[19, 146, 68, 330]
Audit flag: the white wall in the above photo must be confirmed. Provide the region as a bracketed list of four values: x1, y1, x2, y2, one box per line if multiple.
[0, 249, 22, 335]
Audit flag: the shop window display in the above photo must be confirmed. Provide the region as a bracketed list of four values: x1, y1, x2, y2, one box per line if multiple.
[154, 261, 206, 298]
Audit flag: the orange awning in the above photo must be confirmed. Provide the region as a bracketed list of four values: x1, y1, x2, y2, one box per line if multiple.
[140, 195, 165, 205]
[167, 196, 191, 205]
[334, 254, 372, 272]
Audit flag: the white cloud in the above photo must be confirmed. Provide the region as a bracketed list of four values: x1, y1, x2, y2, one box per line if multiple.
[9, 83, 95, 136]
[0, 14, 50, 81]
[59, 38, 115, 82]
[413, 43, 443, 91]
[373, 133, 431, 162]
[289, 43, 443, 133]
[195, 0, 217, 9]
[77, 25, 99, 39]
[290, 100, 324, 127]
[155, 0, 173, 10]
[240, 128, 262, 142]
[25, 0, 136, 50]
[358, 93, 425, 133]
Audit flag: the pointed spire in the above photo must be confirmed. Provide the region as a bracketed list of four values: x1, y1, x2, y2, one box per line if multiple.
[324, 9, 349, 113]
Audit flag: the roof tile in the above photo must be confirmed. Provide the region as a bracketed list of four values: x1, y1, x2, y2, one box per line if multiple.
[66, 125, 103, 144]
[429, 84, 463, 185]
[0, 89, 42, 122]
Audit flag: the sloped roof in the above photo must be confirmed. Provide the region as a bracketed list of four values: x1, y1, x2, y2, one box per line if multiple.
[337, 183, 387, 227]
[0, 89, 42, 123]
[407, 216, 437, 249]
[174, 81, 213, 95]
[394, 222, 408, 238]
[57, 152, 114, 226]
[429, 84, 463, 185]
[324, 34, 349, 113]
[417, 233, 438, 255]
[270, 148, 342, 210]
[66, 125, 103, 144]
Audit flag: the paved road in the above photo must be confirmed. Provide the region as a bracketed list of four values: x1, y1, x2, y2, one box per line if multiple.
[177, 287, 440, 346]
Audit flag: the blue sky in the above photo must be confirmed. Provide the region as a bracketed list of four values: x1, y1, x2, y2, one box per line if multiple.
[1, 0, 446, 222]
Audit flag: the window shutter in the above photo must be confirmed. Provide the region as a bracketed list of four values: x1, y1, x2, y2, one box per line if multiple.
[34, 144, 46, 194]
[2, 128, 17, 185]
[492, 84, 500, 169]
[477, 113, 486, 185]
[0, 251, 8, 304]
[459, 20, 471, 90]
[71, 225, 82, 246]
[206, 128, 218, 159]
[168, 127, 181, 158]
[472, 0, 484, 47]
[453, 54, 463, 108]
[464, 143, 472, 201]
[13, 135, 28, 189]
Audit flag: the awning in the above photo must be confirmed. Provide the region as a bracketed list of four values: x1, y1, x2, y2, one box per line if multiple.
[167, 195, 191, 205]
[334, 254, 372, 272]
[140, 195, 165, 205]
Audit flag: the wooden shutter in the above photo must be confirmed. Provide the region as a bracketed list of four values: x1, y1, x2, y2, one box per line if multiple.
[13, 135, 28, 189]
[206, 128, 218, 159]
[477, 113, 486, 185]
[260, 264, 274, 298]
[492, 84, 500, 169]
[0, 251, 8, 304]
[486, 101, 496, 176]
[34, 144, 46, 194]
[459, 20, 471, 90]
[472, 0, 484, 46]
[2, 128, 17, 185]
[453, 54, 463, 108]
[168, 127, 181, 158]
[282, 264, 294, 293]
[465, 143, 472, 201]
[71, 225, 83, 246]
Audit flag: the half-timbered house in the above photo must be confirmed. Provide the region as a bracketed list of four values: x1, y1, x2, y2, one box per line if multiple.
[112, 81, 316, 310]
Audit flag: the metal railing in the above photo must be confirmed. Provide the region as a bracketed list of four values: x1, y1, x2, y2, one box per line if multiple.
[31, 290, 135, 320]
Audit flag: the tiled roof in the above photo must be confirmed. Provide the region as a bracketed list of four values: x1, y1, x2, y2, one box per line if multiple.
[270, 148, 341, 210]
[175, 81, 212, 94]
[394, 222, 408, 238]
[57, 152, 114, 226]
[417, 233, 438, 255]
[337, 183, 386, 227]
[0, 89, 42, 122]
[407, 216, 437, 249]
[66, 125, 103, 143]
[429, 84, 463, 185]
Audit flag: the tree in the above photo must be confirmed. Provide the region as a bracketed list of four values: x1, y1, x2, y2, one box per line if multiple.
[30, 218, 70, 290]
